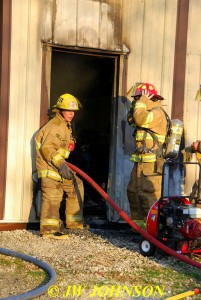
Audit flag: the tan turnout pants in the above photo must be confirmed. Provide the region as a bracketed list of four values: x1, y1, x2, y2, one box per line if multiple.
[127, 162, 162, 222]
[40, 175, 84, 234]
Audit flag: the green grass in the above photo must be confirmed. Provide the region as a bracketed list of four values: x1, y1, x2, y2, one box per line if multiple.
[0, 255, 46, 280]
[55, 256, 201, 299]
[1, 253, 201, 299]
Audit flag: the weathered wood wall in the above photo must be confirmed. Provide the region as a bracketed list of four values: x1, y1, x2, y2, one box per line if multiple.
[4, 0, 43, 221]
[3, 0, 201, 223]
[183, 0, 201, 193]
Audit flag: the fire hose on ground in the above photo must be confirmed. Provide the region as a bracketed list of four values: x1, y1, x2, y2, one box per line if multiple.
[67, 162, 201, 300]
[0, 247, 56, 300]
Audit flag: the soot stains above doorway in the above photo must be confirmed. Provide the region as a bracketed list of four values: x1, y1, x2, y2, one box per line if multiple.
[50, 48, 116, 215]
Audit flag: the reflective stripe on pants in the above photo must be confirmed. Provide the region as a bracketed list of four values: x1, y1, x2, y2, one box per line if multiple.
[40, 176, 84, 234]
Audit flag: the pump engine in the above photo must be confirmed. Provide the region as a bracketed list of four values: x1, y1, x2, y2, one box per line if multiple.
[140, 197, 201, 256]
[159, 198, 201, 239]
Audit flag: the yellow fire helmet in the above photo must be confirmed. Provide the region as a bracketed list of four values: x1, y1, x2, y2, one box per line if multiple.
[53, 93, 82, 111]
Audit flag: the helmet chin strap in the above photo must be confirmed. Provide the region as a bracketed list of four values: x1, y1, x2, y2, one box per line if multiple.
[67, 122, 71, 129]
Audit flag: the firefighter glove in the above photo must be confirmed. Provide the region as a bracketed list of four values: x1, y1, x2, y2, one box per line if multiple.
[197, 141, 201, 153]
[58, 163, 74, 180]
[141, 89, 154, 99]
[191, 140, 201, 153]
[182, 147, 193, 162]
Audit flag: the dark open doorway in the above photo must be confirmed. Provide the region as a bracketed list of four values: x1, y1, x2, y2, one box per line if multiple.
[50, 48, 118, 219]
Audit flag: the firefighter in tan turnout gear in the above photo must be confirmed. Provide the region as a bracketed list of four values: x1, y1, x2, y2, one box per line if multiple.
[127, 83, 168, 229]
[35, 93, 84, 239]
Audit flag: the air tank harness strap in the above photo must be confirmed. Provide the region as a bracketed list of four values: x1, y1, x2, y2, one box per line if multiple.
[133, 127, 159, 154]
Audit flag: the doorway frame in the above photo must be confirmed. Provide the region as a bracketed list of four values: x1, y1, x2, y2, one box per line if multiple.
[40, 43, 128, 220]
[40, 43, 127, 126]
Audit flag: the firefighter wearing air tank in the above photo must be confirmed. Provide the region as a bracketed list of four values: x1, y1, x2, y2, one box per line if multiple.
[35, 93, 84, 239]
[127, 83, 168, 229]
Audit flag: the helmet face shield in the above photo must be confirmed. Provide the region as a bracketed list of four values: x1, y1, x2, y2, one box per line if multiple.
[53, 93, 82, 111]
[132, 82, 164, 100]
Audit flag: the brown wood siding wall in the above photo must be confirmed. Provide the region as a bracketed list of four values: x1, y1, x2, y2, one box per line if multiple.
[0, 0, 193, 225]
[40, 44, 49, 128]
[0, 0, 11, 219]
[172, 0, 189, 120]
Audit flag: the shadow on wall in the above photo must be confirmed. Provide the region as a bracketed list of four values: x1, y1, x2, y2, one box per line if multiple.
[30, 130, 41, 222]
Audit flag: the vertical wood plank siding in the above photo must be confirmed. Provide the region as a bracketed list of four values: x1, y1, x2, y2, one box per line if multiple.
[2, 0, 178, 222]
[3, 0, 201, 223]
[0, 0, 11, 219]
[183, 0, 201, 194]
[4, 0, 42, 221]
[172, 0, 189, 120]
[122, 0, 178, 117]
[40, 44, 50, 128]
[44, 0, 123, 51]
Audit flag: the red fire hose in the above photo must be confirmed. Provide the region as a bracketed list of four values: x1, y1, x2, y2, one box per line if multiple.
[67, 162, 201, 271]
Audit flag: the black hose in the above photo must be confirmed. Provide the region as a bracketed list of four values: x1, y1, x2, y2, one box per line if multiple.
[0, 247, 56, 300]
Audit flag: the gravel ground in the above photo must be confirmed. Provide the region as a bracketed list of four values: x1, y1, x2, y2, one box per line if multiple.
[0, 224, 201, 300]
